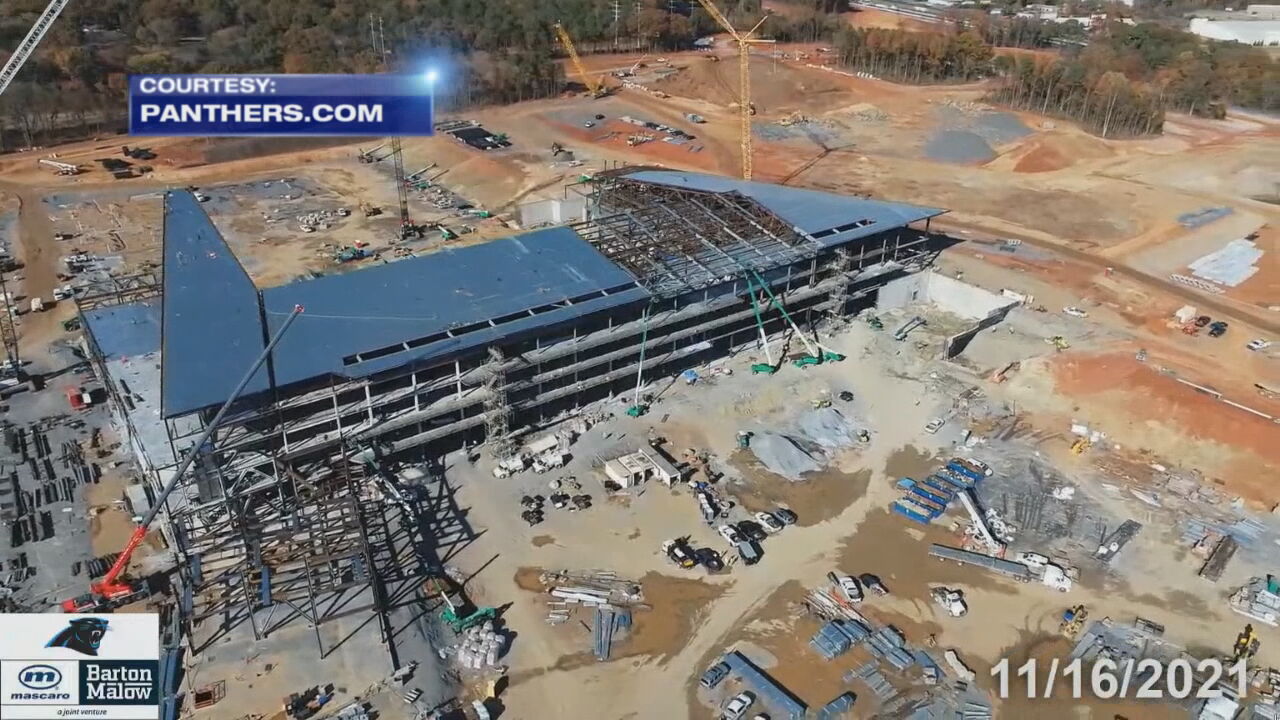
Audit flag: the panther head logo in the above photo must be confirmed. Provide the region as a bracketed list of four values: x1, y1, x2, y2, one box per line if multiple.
[45, 618, 109, 656]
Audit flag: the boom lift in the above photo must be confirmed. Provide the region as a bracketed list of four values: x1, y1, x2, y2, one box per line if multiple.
[745, 268, 844, 368]
[553, 23, 605, 98]
[61, 305, 305, 612]
[627, 306, 653, 417]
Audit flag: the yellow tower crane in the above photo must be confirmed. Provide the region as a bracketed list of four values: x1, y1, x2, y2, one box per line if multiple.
[694, 0, 774, 180]
[553, 22, 605, 98]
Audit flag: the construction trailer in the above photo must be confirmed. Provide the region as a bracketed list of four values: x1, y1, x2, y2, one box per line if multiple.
[76, 168, 944, 659]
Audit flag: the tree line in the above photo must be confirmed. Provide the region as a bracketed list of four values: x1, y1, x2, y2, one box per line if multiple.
[832, 27, 994, 83]
[987, 57, 1166, 137]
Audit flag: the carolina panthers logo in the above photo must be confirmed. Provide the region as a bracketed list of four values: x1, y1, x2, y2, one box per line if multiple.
[45, 617, 109, 656]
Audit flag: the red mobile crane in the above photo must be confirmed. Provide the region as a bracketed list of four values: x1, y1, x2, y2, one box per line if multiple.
[61, 304, 305, 613]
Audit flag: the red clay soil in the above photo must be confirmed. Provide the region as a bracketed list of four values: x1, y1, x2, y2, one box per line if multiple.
[1013, 143, 1068, 173]
[1051, 351, 1280, 467]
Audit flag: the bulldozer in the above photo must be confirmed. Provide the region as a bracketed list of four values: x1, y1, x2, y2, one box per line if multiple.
[1070, 437, 1091, 455]
[1045, 336, 1070, 351]
[1059, 605, 1088, 639]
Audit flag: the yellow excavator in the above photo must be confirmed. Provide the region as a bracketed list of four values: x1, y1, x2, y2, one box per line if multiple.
[1071, 438, 1091, 455]
[1233, 624, 1260, 664]
[1060, 605, 1089, 639]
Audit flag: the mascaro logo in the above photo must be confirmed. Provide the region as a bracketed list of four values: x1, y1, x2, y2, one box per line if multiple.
[18, 665, 63, 690]
[8, 663, 72, 701]
[46, 617, 109, 656]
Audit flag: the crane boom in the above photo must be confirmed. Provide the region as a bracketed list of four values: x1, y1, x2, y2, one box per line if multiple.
[86, 303, 305, 603]
[553, 22, 601, 97]
[694, 0, 771, 180]
[0, 0, 72, 98]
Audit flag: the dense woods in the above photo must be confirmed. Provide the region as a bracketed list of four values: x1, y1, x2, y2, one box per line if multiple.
[0, 0, 1277, 147]
[988, 57, 1166, 137]
[832, 28, 994, 83]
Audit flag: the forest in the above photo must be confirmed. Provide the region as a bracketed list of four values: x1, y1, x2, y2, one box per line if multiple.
[987, 56, 1166, 137]
[832, 27, 995, 84]
[0, 0, 1277, 147]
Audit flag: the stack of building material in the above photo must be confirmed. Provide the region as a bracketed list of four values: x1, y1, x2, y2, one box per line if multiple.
[455, 622, 506, 670]
[1199, 535, 1239, 582]
[1230, 576, 1280, 627]
[810, 619, 870, 660]
[593, 607, 632, 661]
[864, 626, 915, 670]
[852, 662, 896, 700]
[816, 692, 857, 719]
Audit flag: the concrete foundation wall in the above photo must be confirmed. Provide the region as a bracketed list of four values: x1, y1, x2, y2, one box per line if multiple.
[923, 273, 1015, 320]
[519, 197, 588, 227]
[877, 272, 1015, 320]
[875, 271, 929, 310]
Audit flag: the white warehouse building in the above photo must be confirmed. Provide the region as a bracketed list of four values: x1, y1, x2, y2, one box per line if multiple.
[1188, 17, 1280, 45]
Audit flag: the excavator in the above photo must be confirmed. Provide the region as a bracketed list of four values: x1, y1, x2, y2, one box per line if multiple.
[61, 305, 305, 613]
[1232, 624, 1260, 664]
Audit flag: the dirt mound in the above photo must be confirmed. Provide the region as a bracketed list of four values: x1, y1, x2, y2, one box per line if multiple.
[1013, 132, 1114, 173]
[654, 56, 853, 115]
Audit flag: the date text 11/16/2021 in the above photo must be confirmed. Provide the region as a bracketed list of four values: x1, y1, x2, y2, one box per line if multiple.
[992, 657, 1247, 700]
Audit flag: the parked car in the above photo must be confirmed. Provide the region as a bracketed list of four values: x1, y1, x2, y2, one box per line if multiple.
[924, 417, 945, 434]
[828, 571, 863, 604]
[1209, 321, 1229, 338]
[1247, 339, 1271, 352]
[736, 540, 763, 566]
[699, 661, 730, 689]
[696, 547, 724, 572]
[583, 121, 595, 128]
[859, 573, 889, 596]
[717, 524, 743, 545]
[736, 520, 768, 542]
[1195, 315, 1212, 327]
[754, 511, 784, 533]
[838, 390, 854, 402]
[663, 539, 696, 569]
[1062, 306, 1089, 318]
[722, 691, 756, 720]
[774, 507, 798, 526]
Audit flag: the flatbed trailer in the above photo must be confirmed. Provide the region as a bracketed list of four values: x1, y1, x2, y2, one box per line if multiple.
[928, 544, 1031, 582]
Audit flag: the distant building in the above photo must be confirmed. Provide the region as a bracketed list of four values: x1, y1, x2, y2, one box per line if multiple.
[1188, 17, 1280, 45]
[1246, 4, 1280, 19]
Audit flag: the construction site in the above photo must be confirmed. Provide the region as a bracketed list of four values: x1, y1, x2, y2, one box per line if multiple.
[0, 1, 1279, 719]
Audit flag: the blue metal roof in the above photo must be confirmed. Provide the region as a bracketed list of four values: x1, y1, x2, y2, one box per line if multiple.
[161, 191, 268, 417]
[83, 301, 162, 360]
[622, 170, 945, 247]
[724, 651, 807, 720]
[157, 190, 647, 417]
[261, 226, 648, 386]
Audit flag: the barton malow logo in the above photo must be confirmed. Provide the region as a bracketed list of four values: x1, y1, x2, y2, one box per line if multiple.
[17, 665, 62, 690]
[45, 617, 109, 656]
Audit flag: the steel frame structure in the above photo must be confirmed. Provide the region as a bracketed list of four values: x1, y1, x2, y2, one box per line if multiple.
[83, 174, 940, 661]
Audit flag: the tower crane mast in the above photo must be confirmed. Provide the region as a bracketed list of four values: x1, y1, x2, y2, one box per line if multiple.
[694, 0, 773, 180]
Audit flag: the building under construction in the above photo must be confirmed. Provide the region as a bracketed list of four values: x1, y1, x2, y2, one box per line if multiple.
[77, 168, 944, 657]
